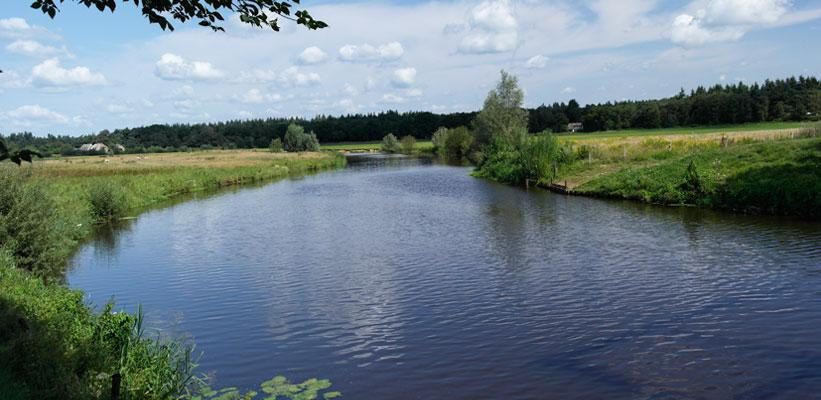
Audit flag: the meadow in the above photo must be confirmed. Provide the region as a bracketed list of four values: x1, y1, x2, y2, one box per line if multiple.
[321, 140, 433, 152]
[547, 123, 820, 217]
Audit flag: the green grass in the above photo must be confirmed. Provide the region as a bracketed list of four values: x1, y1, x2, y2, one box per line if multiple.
[559, 121, 807, 141]
[322, 140, 433, 152]
[574, 137, 820, 217]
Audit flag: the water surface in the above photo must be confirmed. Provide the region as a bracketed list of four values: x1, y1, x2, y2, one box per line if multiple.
[70, 155, 821, 399]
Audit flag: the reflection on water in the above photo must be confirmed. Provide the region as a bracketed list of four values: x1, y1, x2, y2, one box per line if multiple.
[70, 155, 821, 400]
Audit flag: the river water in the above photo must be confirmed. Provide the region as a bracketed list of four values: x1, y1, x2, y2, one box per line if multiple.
[69, 155, 821, 399]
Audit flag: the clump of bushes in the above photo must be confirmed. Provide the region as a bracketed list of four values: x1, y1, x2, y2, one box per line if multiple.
[283, 123, 320, 152]
[401, 135, 416, 154]
[269, 137, 283, 153]
[88, 181, 127, 222]
[380, 133, 401, 153]
[430, 126, 473, 162]
[475, 130, 561, 184]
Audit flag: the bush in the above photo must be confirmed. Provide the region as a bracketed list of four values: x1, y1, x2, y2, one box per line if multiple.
[88, 182, 127, 222]
[401, 135, 416, 154]
[269, 138, 283, 153]
[283, 123, 321, 152]
[381, 133, 401, 153]
[0, 169, 60, 274]
[443, 126, 474, 161]
[475, 131, 562, 185]
[431, 127, 449, 152]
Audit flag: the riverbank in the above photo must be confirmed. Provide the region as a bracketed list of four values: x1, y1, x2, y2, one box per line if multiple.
[0, 150, 344, 399]
[543, 127, 820, 218]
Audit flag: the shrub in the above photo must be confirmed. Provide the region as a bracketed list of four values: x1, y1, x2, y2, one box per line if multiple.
[269, 138, 283, 153]
[0, 169, 60, 274]
[283, 124, 321, 152]
[475, 131, 562, 185]
[381, 133, 401, 153]
[443, 127, 474, 161]
[88, 181, 127, 222]
[431, 127, 449, 152]
[401, 135, 416, 154]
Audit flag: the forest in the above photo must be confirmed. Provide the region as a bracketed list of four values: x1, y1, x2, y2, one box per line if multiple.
[1, 76, 819, 155]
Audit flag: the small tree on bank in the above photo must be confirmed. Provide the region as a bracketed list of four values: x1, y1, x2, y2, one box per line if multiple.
[269, 138, 283, 153]
[283, 123, 320, 152]
[381, 133, 401, 153]
[472, 70, 529, 148]
[400, 135, 416, 154]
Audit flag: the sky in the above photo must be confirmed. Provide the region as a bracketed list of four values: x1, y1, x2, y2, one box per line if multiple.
[1, 0, 820, 136]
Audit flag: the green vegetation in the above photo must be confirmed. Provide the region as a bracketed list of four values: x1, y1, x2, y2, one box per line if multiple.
[380, 133, 401, 153]
[269, 138, 283, 153]
[0, 150, 345, 399]
[429, 70, 820, 218]
[321, 141, 433, 153]
[400, 135, 417, 155]
[283, 124, 320, 152]
[574, 136, 820, 217]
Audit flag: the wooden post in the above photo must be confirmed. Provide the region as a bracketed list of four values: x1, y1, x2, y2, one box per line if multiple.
[111, 373, 121, 400]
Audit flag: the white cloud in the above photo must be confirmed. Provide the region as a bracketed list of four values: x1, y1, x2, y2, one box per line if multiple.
[459, 0, 518, 54]
[238, 110, 253, 118]
[392, 67, 417, 87]
[525, 55, 549, 69]
[154, 53, 224, 81]
[342, 83, 360, 97]
[5, 40, 66, 57]
[0, 18, 32, 38]
[106, 104, 133, 114]
[236, 88, 283, 104]
[562, 86, 576, 94]
[2, 105, 69, 125]
[278, 66, 320, 86]
[382, 93, 405, 103]
[704, 0, 788, 25]
[298, 46, 328, 64]
[405, 88, 423, 98]
[30, 58, 107, 88]
[339, 42, 404, 62]
[671, 0, 789, 46]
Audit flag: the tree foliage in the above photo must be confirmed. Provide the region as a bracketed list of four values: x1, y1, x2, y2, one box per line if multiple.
[283, 123, 319, 152]
[380, 133, 400, 153]
[472, 70, 528, 146]
[31, 0, 327, 32]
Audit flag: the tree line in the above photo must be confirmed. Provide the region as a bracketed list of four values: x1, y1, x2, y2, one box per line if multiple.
[1, 76, 818, 156]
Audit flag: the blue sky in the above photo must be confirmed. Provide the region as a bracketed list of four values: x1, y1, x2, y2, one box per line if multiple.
[1, 0, 820, 136]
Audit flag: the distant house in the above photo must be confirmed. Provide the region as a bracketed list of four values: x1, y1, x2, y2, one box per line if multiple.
[567, 122, 584, 133]
[79, 143, 111, 154]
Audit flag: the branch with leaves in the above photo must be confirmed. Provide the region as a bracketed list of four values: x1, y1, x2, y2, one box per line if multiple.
[0, 138, 43, 166]
[31, 0, 327, 32]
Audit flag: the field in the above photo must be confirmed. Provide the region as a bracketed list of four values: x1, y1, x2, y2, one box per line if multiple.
[548, 123, 820, 217]
[321, 140, 433, 152]
[558, 121, 808, 141]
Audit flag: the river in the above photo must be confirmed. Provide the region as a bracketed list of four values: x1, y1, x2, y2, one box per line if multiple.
[69, 155, 821, 399]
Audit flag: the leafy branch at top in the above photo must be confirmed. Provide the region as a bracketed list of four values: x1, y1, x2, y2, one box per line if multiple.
[0, 138, 43, 166]
[30, 0, 327, 32]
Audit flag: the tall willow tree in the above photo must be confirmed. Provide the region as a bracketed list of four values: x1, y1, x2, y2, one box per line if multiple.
[472, 70, 529, 147]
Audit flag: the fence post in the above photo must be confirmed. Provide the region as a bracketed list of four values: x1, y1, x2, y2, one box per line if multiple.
[111, 373, 121, 400]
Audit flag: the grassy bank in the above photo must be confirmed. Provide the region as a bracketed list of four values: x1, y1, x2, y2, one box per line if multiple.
[1, 150, 345, 399]
[546, 126, 820, 218]
[322, 140, 433, 152]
